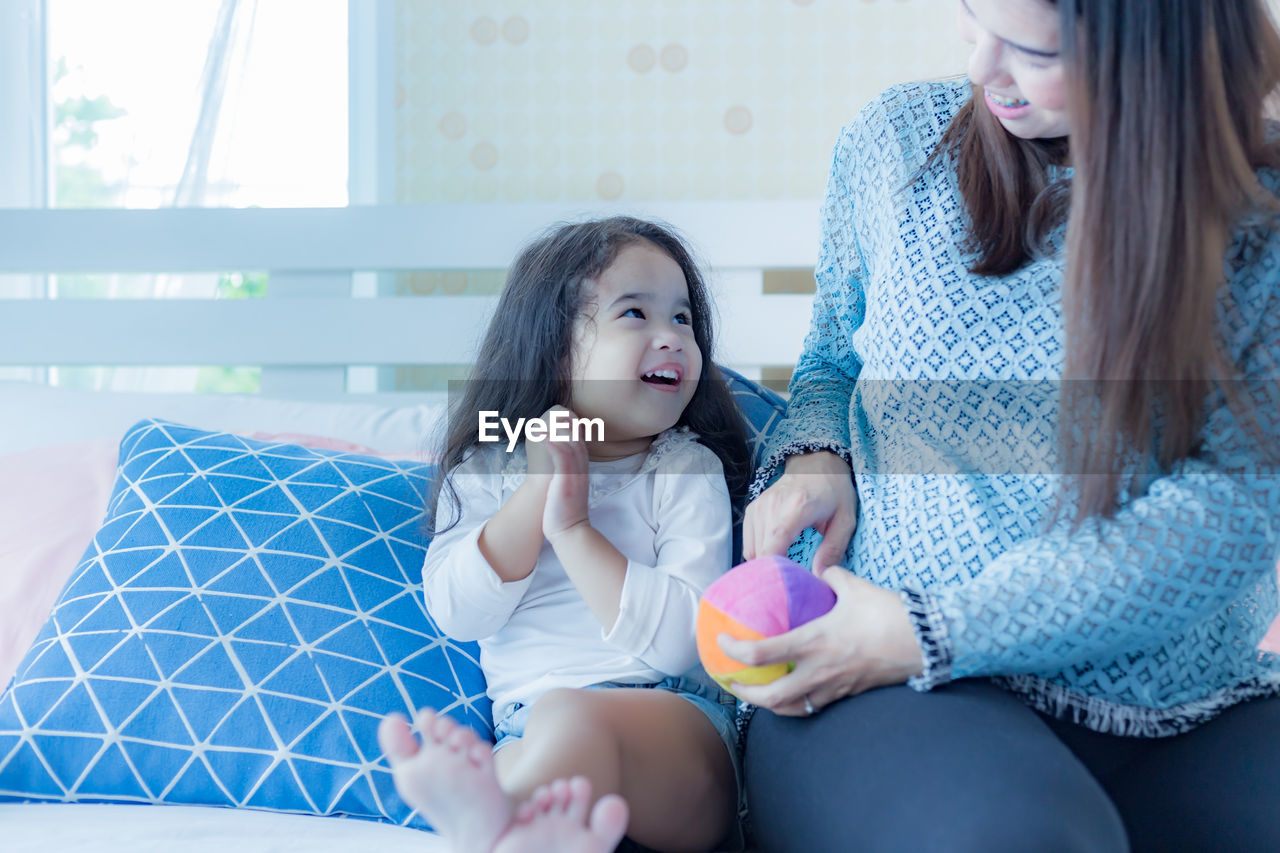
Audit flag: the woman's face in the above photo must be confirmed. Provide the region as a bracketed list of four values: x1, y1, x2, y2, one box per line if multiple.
[957, 0, 1069, 140]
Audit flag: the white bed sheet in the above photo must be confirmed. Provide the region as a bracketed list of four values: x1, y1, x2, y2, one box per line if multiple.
[0, 803, 450, 852]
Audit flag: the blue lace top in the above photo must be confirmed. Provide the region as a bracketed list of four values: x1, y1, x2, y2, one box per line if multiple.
[753, 79, 1280, 736]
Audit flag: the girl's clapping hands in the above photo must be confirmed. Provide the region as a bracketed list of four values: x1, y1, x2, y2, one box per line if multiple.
[539, 407, 591, 540]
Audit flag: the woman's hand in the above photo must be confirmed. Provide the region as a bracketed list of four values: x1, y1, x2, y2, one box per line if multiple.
[718, 567, 924, 716]
[743, 450, 857, 570]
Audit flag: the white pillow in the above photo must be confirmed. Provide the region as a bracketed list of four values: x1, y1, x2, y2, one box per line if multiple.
[0, 381, 447, 456]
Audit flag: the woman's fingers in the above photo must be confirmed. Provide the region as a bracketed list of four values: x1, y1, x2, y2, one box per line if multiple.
[743, 454, 857, 561]
[717, 621, 828, 711]
[758, 506, 808, 558]
[741, 501, 759, 560]
[717, 626, 806, 669]
[743, 496, 777, 560]
[812, 503, 856, 571]
[743, 488, 814, 559]
[718, 568, 923, 713]
[726, 640, 854, 716]
[729, 667, 819, 716]
[743, 499, 801, 561]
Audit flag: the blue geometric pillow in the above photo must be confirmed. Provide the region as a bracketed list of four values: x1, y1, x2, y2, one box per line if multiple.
[721, 366, 788, 469]
[719, 367, 788, 561]
[0, 420, 489, 828]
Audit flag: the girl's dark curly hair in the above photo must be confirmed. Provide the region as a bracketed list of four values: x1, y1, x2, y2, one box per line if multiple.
[429, 216, 752, 533]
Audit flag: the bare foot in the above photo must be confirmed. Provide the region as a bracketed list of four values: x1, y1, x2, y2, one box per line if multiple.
[494, 776, 629, 853]
[378, 709, 512, 853]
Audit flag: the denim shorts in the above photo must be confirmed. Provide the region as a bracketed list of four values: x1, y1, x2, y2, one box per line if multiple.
[492, 675, 742, 800]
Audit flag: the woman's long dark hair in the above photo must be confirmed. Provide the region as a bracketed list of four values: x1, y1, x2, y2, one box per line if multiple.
[936, 0, 1280, 520]
[429, 216, 752, 532]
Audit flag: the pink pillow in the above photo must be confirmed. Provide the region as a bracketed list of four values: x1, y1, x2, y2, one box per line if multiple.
[246, 431, 436, 462]
[246, 431, 382, 454]
[0, 439, 119, 688]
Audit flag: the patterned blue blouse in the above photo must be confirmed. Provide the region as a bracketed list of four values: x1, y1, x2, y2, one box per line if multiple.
[754, 79, 1280, 736]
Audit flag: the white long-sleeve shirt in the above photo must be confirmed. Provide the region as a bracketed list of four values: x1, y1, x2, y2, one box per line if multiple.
[422, 428, 732, 723]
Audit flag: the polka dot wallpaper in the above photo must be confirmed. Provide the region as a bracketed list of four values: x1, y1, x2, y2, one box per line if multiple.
[393, 0, 972, 204]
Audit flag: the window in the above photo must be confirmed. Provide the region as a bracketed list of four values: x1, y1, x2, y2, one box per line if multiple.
[29, 0, 348, 392]
[50, 0, 347, 210]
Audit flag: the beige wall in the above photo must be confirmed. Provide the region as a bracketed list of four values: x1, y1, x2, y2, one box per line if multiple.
[388, 1, 971, 388]
[393, 0, 972, 205]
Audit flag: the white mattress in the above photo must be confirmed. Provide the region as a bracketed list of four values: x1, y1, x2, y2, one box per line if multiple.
[0, 803, 450, 852]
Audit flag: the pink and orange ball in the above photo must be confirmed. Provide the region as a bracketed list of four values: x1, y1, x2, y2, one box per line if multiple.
[696, 555, 836, 697]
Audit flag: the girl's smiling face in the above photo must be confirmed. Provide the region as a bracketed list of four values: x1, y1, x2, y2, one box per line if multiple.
[958, 0, 1070, 140]
[569, 241, 702, 458]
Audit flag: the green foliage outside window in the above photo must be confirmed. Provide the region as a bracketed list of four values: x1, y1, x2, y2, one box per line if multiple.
[215, 272, 269, 300]
[194, 272, 269, 393]
[53, 57, 126, 208]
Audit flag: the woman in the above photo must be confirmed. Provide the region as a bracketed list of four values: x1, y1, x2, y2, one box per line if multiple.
[727, 0, 1280, 850]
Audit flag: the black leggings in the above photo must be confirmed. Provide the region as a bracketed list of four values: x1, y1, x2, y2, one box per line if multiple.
[743, 681, 1280, 852]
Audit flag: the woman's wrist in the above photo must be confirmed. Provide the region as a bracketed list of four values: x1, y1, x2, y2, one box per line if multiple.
[846, 572, 925, 684]
[783, 449, 852, 477]
[898, 587, 954, 690]
[882, 591, 926, 681]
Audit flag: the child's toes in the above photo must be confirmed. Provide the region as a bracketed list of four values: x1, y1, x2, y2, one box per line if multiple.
[547, 778, 574, 815]
[466, 738, 491, 767]
[513, 797, 539, 824]
[446, 725, 475, 752]
[377, 712, 419, 762]
[528, 783, 555, 816]
[427, 710, 458, 744]
[413, 708, 444, 741]
[590, 795, 630, 846]
[563, 776, 592, 823]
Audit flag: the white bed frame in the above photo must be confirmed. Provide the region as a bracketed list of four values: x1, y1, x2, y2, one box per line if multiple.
[0, 202, 818, 400]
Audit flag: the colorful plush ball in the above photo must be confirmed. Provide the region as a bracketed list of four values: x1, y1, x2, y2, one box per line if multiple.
[696, 555, 836, 697]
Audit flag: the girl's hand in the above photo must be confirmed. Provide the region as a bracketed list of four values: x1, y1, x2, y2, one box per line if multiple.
[541, 412, 591, 540]
[719, 567, 924, 716]
[524, 413, 557, 479]
[743, 450, 857, 570]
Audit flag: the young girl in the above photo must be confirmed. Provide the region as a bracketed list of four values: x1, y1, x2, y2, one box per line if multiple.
[378, 217, 751, 853]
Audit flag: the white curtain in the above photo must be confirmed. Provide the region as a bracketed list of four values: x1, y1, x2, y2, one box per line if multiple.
[174, 0, 259, 208]
[92, 0, 259, 392]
